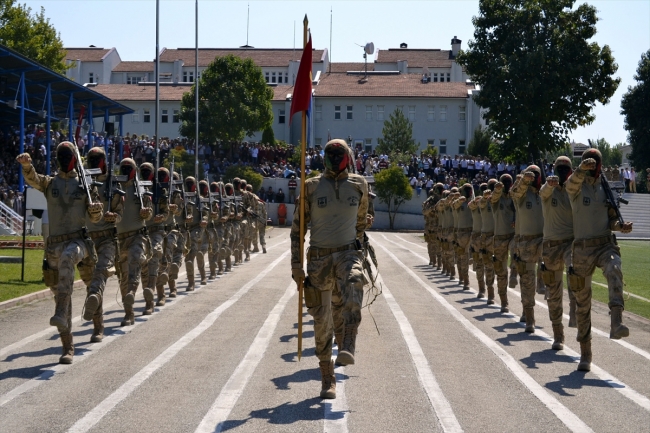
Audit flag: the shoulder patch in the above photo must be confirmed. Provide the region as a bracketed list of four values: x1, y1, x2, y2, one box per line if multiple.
[317, 197, 327, 208]
[583, 197, 591, 206]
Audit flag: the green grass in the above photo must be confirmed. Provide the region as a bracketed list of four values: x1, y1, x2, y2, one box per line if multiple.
[0, 235, 42, 241]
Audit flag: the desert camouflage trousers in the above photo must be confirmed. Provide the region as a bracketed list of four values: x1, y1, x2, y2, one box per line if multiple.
[570, 239, 625, 342]
[424, 228, 441, 266]
[257, 221, 266, 248]
[516, 235, 543, 309]
[480, 232, 495, 290]
[441, 230, 456, 277]
[470, 232, 485, 290]
[118, 233, 151, 298]
[307, 249, 365, 362]
[230, 221, 242, 255]
[542, 239, 576, 326]
[78, 234, 115, 298]
[162, 229, 182, 280]
[455, 229, 472, 284]
[207, 225, 226, 271]
[142, 229, 166, 289]
[46, 238, 93, 297]
[493, 234, 514, 295]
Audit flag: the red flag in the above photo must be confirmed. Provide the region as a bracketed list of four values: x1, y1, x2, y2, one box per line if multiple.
[289, 34, 312, 123]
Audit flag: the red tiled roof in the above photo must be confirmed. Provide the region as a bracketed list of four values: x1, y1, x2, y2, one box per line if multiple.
[64, 48, 112, 62]
[314, 74, 473, 98]
[159, 48, 325, 67]
[113, 61, 154, 72]
[91, 84, 191, 101]
[272, 85, 293, 101]
[328, 63, 374, 73]
[376, 49, 453, 68]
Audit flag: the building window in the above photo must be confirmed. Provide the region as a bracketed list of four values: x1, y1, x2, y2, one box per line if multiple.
[127, 76, 142, 85]
[408, 105, 416, 121]
[440, 105, 447, 122]
[433, 73, 438, 83]
[446, 73, 451, 82]
[88, 72, 95, 84]
[271, 72, 276, 84]
[173, 109, 180, 123]
[132, 112, 140, 123]
[439, 139, 447, 155]
[143, 109, 151, 123]
[183, 71, 194, 83]
[346, 105, 353, 120]
[427, 105, 435, 121]
[285, 74, 288, 84]
[366, 105, 373, 120]
[397, 105, 404, 113]
[315, 138, 322, 145]
[459, 105, 466, 121]
[427, 139, 435, 147]
[377, 105, 385, 121]
[277, 72, 283, 83]
[459, 140, 466, 154]
[334, 105, 341, 120]
[161, 109, 168, 123]
[278, 109, 286, 124]
[265, 72, 269, 83]
[315, 105, 322, 121]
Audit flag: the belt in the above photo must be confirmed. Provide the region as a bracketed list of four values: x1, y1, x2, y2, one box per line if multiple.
[574, 235, 613, 248]
[117, 227, 148, 240]
[308, 242, 358, 259]
[165, 224, 180, 232]
[457, 227, 472, 232]
[519, 234, 542, 241]
[481, 232, 494, 237]
[89, 228, 115, 240]
[544, 238, 573, 248]
[494, 234, 514, 240]
[148, 225, 167, 234]
[48, 229, 86, 244]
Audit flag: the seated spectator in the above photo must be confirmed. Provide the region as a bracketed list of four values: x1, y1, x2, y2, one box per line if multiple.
[276, 188, 285, 204]
[266, 186, 275, 203]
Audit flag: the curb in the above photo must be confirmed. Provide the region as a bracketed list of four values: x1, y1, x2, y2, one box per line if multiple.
[0, 279, 86, 312]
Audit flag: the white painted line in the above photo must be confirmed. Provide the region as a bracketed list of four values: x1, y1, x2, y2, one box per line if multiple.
[375, 234, 594, 433]
[375, 272, 463, 433]
[67, 250, 290, 433]
[324, 343, 349, 433]
[195, 282, 296, 433]
[382, 234, 650, 414]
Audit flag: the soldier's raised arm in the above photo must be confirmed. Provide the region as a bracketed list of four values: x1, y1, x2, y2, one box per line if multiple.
[566, 158, 594, 200]
[16, 152, 52, 192]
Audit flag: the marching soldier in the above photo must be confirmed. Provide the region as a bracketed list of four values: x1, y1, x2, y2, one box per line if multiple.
[224, 182, 237, 272]
[468, 184, 486, 298]
[478, 180, 497, 304]
[490, 175, 515, 313]
[565, 149, 633, 371]
[184, 176, 208, 291]
[291, 139, 370, 400]
[166, 171, 186, 298]
[256, 196, 268, 254]
[240, 179, 256, 261]
[17, 144, 103, 364]
[452, 184, 474, 289]
[206, 182, 225, 278]
[422, 187, 440, 267]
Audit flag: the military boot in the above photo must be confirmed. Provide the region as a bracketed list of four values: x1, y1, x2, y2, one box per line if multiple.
[155, 284, 166, 307]
[319, 360, 336, 399]
[486, 286, 495, 305]
[59, 332, 74, 364]
[168, 279, 177, 298]
[91, 312, 104, 343]
[262, 245, 267, 254]
[245, 249, 251, 261]
[609, 306, 629, 339]
[508, 271, 518, 289]
[209, 263, 216, 280]
[519, 313, 526, 323]
[157, 271, 169, 287]
[499, 294, 509, 313]
[477, 287, 486, 299]
[83, 291, 102, 321]
[568, 298, 577, 328]
[50, 293, 71, 332]
[577, 340, 592, 372]
[185, 261, 195, 292]
[142, 286, 155, 315]
[462, 276, 470, 290]
[217, 259, 224, 275]
[169, 263, 179, 282]
[551, 324, 564, 350]
[335, 324, 358, 366]
[225, 255, 232, 272]
[524, 307, 535, 333]
[252, 245, 260, 253]
[197, 253, 207, 285]
[120, 305, 135, 327]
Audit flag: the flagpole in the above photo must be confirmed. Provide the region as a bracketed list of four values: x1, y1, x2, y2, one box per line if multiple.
[297, 14, 308, 362]
[194, 0, 199, 182]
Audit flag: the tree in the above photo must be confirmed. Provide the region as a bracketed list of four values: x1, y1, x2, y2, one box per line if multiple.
[467, 125, 493, 157]
[621, 49, 650, 171]
[456, 0, 620, 159]
[179, 54, 273, 146]
[261, 125, 275, 145]
[374, 165, 413, 230]
[589, 138, 622, 167]
[223, 165, 263, 193]
[0, 1, 69, 74]
[377, 108, 418, 157]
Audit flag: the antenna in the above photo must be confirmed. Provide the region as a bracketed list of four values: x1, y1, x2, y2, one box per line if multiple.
[360, 42, 374, 81]
[246, 3, 250, 47]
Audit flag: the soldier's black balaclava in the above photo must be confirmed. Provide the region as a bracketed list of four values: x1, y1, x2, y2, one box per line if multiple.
[324, 139, 351, 174]
[233, 178, 241, 191]
[434, 183, 444, 196]
[157, 167, 170, 184]
[500, 173, 513, 194]
[56, 142, 77, 173]
[185, 176, 197, 193]
[119, 158, 137, 181]
[225, 183, 234, 195]
[461, 183, 473, 199]
[480, 183, 488, 195]
[487, 178, 498, 191]
[199, 180, 209, 197]
[87, 147, 106, 174]
[526, 165, 542, 190]
[210, 182, 219, 193]
[582, 149, 602, 178]
[140, 163, 154, 181]
[554, 156, 573, 186]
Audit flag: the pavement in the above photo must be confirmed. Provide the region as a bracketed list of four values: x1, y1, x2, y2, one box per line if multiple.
[1, 228, 649, 432]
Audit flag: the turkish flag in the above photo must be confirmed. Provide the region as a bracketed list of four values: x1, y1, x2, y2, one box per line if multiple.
[289, 34, 312, 123]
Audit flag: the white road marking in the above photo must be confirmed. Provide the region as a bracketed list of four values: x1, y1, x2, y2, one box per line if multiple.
[384, 234, 650, 413]
[375, 272, 463, 433]
[67, 250, 290, 433]
[376, 235, 594, 433]
[324, 344, 349, 433]
[195, 282, 296, 433]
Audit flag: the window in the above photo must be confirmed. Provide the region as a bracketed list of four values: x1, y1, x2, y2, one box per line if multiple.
[334, 105, 341, 120]
[127, 76, 142, 85]
[365, 138, 372, 146]
[459, 140, 466, 154]
[89, 72, 95, 84]
[440, 105, 447, 122]
[271, 72, 276, 84]
[315, 138, 322, 145]
[439, 139, 447, 155]
[446, 73, 451, 82]
[346, 105, 353, 120]
[161, 109, 168, 123]
[459, 105, 466, 121]
[408, 105, 416, 121]
[277, 72, 283, 83]
[377, 105, 385, 121]
[183, 71, 194, 83]
[265, 72, 269, 83]
[397, 105, 404, 113]
[427, 105, 435, 121]
[143, 109, 151, 123]
[427, 139, 435, 147]
[366, 105, 373, 120]
[315, 105, 322, 121]
[132, 112, 140, 123]
[278, 109, 286, 124]
[173, 109, 180, 123]
[284, 74, 288, 84]
[432, 72, 438, 82]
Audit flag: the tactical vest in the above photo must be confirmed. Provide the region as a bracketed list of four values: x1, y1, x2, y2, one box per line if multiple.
[441, 206, 453, 229]
[480, 201, 494, 233]
[471, 206, 482, 232]
[570, 180, 611, 240]
[456, 202, 473, 229]
[116, 181, 147, 234]
[46, 173, 88, 237]
[493, 196, 515, 236]
[542, 187, 573, 241]
[86, 174, 114, 233]
[517, 190, 544, 236]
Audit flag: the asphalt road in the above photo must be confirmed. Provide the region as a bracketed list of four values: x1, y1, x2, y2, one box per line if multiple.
[1, 228, 649, 433]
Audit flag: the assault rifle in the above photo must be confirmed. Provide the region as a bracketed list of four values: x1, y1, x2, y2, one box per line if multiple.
[168, 157, 182, 209]
[72, 142, 102, 204]
[133, 168, 153, 210]
[179, 169, 194, 220]
[104, 146, 126, 205]
[218, 179, 233, 220]
[586, 140, 628, 227]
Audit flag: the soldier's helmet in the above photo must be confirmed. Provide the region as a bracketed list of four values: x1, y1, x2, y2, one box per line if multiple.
[524, 165, 542, 189]
[157, 167, 170, 183]
[119, 158, 138, 181]
[582, 148, 603, 178]
[487, 178, 498, 191]
[225, 183, 234, 195]
[450, 187, 459, 196]
[199, 180, 209, 196]
[245, 184, 253, 192]
[233, 177, 241, 190]
[479, 183, 488, 194]
[56, 141, 77, 173]
[87, 147, 107, 174]
[140, 163, 155, 181]
[442, 190, 450, 198]
[172, 171, 180, 181]
[461, 183, 473, 199]
[210, 182, 219, 193]
[240, 179, 248, 189]
[500, 173, 514, 193]
[324, 139, 351, 173]
[554, 156, 573, 185]
[434, 183, 444, 196]
[185, 176, 197, 192]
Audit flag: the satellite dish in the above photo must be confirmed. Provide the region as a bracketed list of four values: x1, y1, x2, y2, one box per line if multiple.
[364, 42, 375, 55]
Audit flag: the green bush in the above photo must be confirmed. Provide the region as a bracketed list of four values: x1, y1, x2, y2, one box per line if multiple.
[224, 165, 263, 192]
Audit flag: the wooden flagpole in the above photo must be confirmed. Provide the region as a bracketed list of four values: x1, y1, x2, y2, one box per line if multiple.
[297, 14, 308, 362]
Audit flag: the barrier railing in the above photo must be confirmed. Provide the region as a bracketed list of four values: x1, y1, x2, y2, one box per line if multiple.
[0, 201, 23, 235]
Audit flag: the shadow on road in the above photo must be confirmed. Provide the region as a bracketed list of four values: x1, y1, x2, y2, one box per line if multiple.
[545, 370, 623, 397]
[519, 350, 576, 369]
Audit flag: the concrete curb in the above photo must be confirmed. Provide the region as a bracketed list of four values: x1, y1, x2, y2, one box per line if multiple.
[0, 279, 86, 312]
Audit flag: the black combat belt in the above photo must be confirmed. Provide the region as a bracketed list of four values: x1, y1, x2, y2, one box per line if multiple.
[543, 238, 573, 248]
[117, 227, 148, 240]
[456, 227, 472, 233]
[574, 235, 613, 249]
[89, 228, 115, 240]
[48, 229, 86, 244]
[519, 234, 543, 241]
[308, 242, 358, 259]
[494, 234, 514, 240]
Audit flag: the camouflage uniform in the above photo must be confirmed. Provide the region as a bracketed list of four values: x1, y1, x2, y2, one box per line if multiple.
[468, 193, 486, 296]
[490, 180, 515, 312]
[452, 184, 474, 289]
[208, 182, 230, 275]
[161, 171, 184, 298]
[255, 197, 268, 253]
[439, 193, 456, 278]
[184, 177, 209, 290]
[422, 190, 440, 267]
[478, 184, 496, 304]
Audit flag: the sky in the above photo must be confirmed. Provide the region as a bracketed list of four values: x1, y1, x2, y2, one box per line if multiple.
[20, 0, 650, 146]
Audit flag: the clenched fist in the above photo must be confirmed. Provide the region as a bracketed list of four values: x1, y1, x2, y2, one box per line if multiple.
[366, 214, 374, 227]
[104, 211, 117, 223]
[292, 268, 305, 285]
[618, 221, 633, 234]
[168, 204, 178, 212]
[200, 220, 208, 228]
[546, 175, 559, 188]
[458, 196, 467, 203]
[523, 171, 535, 182]
[579, 158, 597, 172]
[139, 208, 152, 220]
[494, 182, 504, 192]
[88, 202, 104, 215]
[154, 214, 165, 224]
[16, 153, 32, 166]
[185, 216, 193, 224]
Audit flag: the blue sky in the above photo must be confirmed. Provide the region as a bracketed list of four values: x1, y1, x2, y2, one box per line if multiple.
[23, 0, 650, 146]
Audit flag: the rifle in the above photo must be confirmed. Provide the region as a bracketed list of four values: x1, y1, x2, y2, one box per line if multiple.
[586, 140, 628, 227]
[179, 169, 194, 220]
[246, 206, 267, 225]
[205, 171, 217, 227]
[133, 168, 153, 210]
[104, 146, 126, 204]
[218, 179, 233, 221]
[72, 141, 103, 204]
[168, 157, 182, 209]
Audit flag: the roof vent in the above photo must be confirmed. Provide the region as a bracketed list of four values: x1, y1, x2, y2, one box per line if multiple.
[400, 43, 408, 49]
